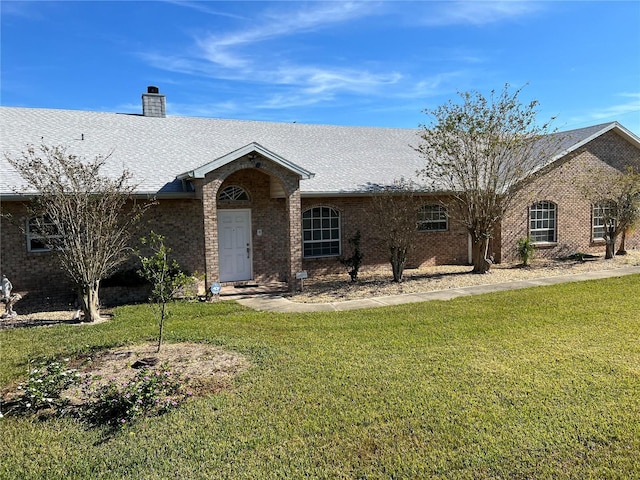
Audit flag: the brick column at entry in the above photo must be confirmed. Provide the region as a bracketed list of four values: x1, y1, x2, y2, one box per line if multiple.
[287, 188, 302, 291]
[201, 177, 222, 290]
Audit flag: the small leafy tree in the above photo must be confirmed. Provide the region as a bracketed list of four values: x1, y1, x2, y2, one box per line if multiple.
[416, 84, 559, 273]
[580, 166, 640, 259]
[339, 230, 364, 282]
[370, 179, 422, 282]
[5, 145, 150, 321]
[137, 232, 190, 353]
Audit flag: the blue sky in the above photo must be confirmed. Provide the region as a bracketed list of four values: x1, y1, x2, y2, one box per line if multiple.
[2, 1, 639, 135]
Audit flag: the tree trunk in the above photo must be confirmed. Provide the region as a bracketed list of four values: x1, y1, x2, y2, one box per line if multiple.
[157, 301, 167, 353]
[604, 224, 617, 259]
[605, 239, 616, 259]
[390, 247, 407, 283]
[79, 280, 101, 322]
[471, 238, 491, 274]
[617, 229, 627, 256]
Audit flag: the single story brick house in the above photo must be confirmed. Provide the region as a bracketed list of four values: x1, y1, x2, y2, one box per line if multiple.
[1, 87, 640, 302]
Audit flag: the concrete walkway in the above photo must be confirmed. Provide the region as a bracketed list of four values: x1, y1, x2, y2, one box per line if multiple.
[236, 266, 640, 313]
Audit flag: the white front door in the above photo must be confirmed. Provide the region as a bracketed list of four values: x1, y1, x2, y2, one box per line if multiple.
[217, 209, 252, 282]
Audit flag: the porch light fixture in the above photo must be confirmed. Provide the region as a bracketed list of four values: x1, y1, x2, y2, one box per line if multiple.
[247, 153, 261, 168]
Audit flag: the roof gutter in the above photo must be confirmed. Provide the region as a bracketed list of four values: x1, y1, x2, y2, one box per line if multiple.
[0, 191, 198, 202]
[300, 190, 452, 198]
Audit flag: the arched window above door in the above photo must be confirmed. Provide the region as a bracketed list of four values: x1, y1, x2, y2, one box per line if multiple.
[218, 185, 250, 202]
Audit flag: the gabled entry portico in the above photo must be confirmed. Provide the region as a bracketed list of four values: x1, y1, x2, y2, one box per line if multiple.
[178, 143, 314, 292]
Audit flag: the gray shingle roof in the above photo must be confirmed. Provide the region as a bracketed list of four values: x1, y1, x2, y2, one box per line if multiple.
[0, 107, 425, 196]
[0, 106, 633, 197]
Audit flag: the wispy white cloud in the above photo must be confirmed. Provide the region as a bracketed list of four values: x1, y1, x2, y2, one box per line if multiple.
[141, 1, 525, 116]
[194, 2, 376, 68]
[162, 0, 247, 20]
[584, 93, 640, 120]
[565, 93, 640, 133]
[0, 0, 50, 20]
[399, 71, 469, 99]
[415, 1, 543, 26]
[277, 66, 402, 94]
[141, 2, 398, 109]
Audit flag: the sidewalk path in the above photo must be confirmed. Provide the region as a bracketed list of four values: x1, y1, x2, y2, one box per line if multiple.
[236, 266, 640, 313]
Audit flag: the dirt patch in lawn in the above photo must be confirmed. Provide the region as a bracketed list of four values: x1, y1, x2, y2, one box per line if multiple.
[75, 342, 250, 396]
[1, 343, 250, 412]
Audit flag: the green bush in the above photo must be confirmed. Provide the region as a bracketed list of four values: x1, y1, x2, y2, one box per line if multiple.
[15, 358, 81, 413]
[516, 236, 535, 266]
[7, 358, 191, 428]
[83, 363, 191, 428]
[339, 230, 364, 282]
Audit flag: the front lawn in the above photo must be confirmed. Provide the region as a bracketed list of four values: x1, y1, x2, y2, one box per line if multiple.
[1, 275, 639, 479]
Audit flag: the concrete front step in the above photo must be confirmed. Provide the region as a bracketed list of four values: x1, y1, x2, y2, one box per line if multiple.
[219, 282, 289, 298]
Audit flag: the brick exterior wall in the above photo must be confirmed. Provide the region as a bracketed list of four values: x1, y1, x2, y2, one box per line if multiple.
[3, 130, 638, 303]
[0, 198, 204, 305]
[501, 130, 640, 262]
[300, 196, 470, 276]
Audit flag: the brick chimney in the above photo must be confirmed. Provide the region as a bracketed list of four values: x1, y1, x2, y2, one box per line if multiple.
[142, 86, 166, 118]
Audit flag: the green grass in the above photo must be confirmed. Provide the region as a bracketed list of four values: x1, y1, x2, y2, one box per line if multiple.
[2, 275, 640, 479]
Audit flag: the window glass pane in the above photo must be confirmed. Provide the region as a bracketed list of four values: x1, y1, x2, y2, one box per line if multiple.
[218, 185, 249, 202]
[302, 207, 341, 257]
[417, 204, 448, 231]
[593, 202, 616, 240]
[30, 239, 47, 251]
[529, 201, 557, 243]
[27, 216, 61, 252]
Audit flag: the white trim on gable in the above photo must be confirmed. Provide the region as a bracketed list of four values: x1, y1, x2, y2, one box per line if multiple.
[550, 122, 640, 163]
[177, 142, 315, 181]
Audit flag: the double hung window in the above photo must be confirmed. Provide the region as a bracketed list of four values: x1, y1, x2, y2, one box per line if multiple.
[27, 217, 61, 252]
[302, 207, 340, 257]
[592, 202, 616, 241]
[417, 204, 448, 232]
[529, 201, 557, 243]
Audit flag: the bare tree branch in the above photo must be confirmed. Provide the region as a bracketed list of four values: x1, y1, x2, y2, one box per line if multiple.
[6, 145, 153, 321]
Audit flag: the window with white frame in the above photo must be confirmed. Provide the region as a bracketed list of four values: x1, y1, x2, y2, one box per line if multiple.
[26, 217, 61, 252]
[592, 202, 616, 241]
[302, 207, 340, 257]
[529, 201, 557, 243]
[417, 204, 448, 232]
